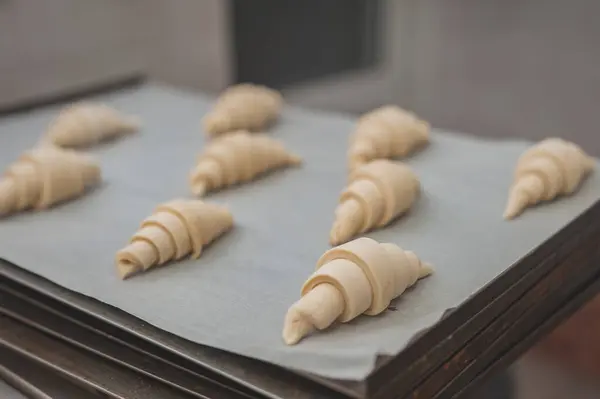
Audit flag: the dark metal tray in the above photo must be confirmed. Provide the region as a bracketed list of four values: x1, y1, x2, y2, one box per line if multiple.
[1, 349, 97, 399]
[2, 199, 599, 398]
[0, 315, 200, 399]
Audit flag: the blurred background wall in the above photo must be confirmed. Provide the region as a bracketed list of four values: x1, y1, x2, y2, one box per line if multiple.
[0, 0, 231, 108]
[1, 0, 598, 154]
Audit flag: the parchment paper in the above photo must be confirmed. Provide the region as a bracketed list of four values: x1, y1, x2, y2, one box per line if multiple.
[0, 84, 599, 380]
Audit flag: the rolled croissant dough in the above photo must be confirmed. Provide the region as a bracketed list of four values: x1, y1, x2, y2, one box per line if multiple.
[283, 237, 432, 345]
[0, 147, 101, 216]
[189, 130, 301, 196]
[348, 105, 429, 170]
[505, 138, 595, 219]
[42, 102, 139, 148]
[330, 159, 420, 245]
[116, 199, 233, 280]
[203, 84, 282, 136]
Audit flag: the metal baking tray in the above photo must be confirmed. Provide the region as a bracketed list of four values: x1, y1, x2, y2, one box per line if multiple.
[2, 199, 599, 398]
[1, 80, 600, 398]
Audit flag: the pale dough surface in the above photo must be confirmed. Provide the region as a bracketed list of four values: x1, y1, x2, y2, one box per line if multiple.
[116, 199, 233, 280]
[330, 159, 420, 245]
[42, 102, 139, 148]
[0, 147, 100, 216]
[203, 84, 282, 136]
[504, 138, 595, 219]
[0, 84, 599, 380]
[283, 238, 432, 345]
[348, 105, 429, 171]
[189, 131, 301, 196]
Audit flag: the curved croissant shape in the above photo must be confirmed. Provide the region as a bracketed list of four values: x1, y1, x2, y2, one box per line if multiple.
[282, 237, 433, 345]
[0, 147, 101, 217]
[504, 138, 595, 220]
[203, 84, 282, 136]
[42, 102, 140, 148]
[348, 105, 430, 171]
[189, 131, 301, 196]
[115, 199, 233, 280]
[329, 160, 420, 246]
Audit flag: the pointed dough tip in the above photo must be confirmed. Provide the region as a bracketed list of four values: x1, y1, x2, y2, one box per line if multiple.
[586, 155, 596, 171]
[348, 148, 372, 170]
[328, 222, 348, 247]
[417, 120, 430, 141]
[116, 252, 144, 280]
[0, 180, 16, 216]
[203, 115, 226, 136]
[125, 116, 142, 131]
[329, 199, 363, 246]
[503, 189, 527, 220]
[116, 259, 142, 280]
[419, 262, 434, 278]
[82, 163, 102, 187]
[202, 116, 214, 134]
[282, 307, 315, 346]
[503, 206, 519, 220]
[288, 153, 303, 166]
[190, 181, 207, 197]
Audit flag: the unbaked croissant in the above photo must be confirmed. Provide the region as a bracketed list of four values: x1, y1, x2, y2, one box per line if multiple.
[203, 84, 282, 136]
[0, 147, 101, 217]
[282, 237, 433, 345]
[348, 106, 429, 171]
[42, 102, 140, 148]
[330, 159, 420, 245]
[115, 199, 233, 279]
[504, 138, 595, 220]
[189, 131, 301, 196]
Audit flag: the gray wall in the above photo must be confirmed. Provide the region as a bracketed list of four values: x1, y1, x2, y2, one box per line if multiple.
[1, 0, 598, 155]
[404, 0, 600, 155]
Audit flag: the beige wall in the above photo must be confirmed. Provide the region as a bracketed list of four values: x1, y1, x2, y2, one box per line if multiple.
[0, 0, 230, 109]
[0, 0, 146, 108]
[143, 0, 231, 94]
[1, 0, 598, 155]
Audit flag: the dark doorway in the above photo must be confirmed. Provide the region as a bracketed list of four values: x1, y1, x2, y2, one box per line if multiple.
[230, 0, 382, 90]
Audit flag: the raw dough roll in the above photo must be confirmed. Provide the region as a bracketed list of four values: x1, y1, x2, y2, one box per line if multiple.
[282, 237, 433, 345]
[504, 138, 595, 220]
[203, 83, 282, 136]
[0, 147, 101, 216]
[42, 102, 140, 148]
[330, 160, 420, 245]
[189, 131, 301, 196]
[348, 105, 429, 171]
[115, 199, 233, 280]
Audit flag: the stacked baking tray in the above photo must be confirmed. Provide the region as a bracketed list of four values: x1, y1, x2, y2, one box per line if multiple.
[1, 83, 600, 398]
